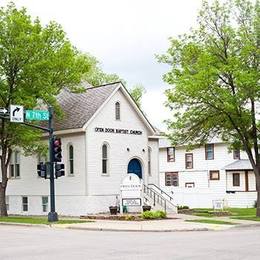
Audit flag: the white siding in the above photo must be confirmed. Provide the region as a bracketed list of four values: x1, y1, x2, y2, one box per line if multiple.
[159, 143, 257, 208]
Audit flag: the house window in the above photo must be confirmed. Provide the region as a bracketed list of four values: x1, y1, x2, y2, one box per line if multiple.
[148, 147, 152, 176]
[233, 149, 240, 160]
[185, 153, 193, 169]
[6, 196, 9, 211]
[205, 144, 214, 160]
[10, 151, 20, 178]
[42, 196, 48, 212]
[167, 147, 175, 162]
[22, 196, 28, 212]
[102, 143, 108, 174]
[68, 144, 74, 175]
[165, 172, 179, 186]
[185, 182, 195, 188]
[233, 173, 240, 186]
[115, 102, 120, 120]
[209, 170, 220, 180]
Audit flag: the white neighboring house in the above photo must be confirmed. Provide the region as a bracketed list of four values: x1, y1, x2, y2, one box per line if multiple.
[5, 82, 162, 216]
[159, 138, 257, 208]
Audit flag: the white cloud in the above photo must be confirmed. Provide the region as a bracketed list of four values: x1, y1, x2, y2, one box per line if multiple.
[1, 0, 203, 127]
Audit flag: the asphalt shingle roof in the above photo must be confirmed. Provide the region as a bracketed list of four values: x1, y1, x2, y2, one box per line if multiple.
[224, 159, 253, 171]
[53, 82, 120, 131]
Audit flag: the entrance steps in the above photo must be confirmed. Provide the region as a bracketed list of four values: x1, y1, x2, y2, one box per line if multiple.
[143, 184, 178, 214]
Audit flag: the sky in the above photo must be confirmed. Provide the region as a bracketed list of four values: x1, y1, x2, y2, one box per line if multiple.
[1, 0, 203, 130]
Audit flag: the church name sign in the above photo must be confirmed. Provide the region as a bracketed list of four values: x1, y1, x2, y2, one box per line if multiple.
[95, 127, 142, 135]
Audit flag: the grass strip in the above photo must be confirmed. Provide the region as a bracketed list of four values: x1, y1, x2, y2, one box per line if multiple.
[0, 216, 92, 225]
[185, 219, 237, 225]
[230, 216, 260, 222]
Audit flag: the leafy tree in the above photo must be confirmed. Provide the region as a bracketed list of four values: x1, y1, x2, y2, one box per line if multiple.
[158, 0, 260, 215]
[83, 57, 146, 106]
[128, 84, 146, 107]
[0, 3, 93, 216]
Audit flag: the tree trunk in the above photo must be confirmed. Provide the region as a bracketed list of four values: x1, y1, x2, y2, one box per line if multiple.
[256, 167, 260, 217]
[0, 185, 7, 216]
[0, 154, 8, 217]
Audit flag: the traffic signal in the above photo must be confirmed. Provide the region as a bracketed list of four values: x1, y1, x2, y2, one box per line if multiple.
[37, 163, 46, 178]
[55, 163, 65, 178]
[53, 137, 62, 162]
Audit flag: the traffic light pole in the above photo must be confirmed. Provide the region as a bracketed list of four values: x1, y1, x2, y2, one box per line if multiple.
[47, 106, 58, 222]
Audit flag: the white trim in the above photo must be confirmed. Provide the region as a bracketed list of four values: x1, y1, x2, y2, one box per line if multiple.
[83, 85, 121, 130]
[42, 128, 85, 137]
[82, 82, 155, 135]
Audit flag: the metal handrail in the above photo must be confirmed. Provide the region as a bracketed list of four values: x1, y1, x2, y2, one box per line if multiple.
[148, 183, 174, 201]
[143, 184, 165, 209]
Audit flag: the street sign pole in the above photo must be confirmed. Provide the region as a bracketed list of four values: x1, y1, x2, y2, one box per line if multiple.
[47, 106, 58, 222]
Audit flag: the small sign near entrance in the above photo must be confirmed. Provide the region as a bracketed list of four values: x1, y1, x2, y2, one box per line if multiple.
[122, 198, 141, 207]
[26, 110, 49, 121]
[10, 105, 24, 123]
[120, 174, 143, 213]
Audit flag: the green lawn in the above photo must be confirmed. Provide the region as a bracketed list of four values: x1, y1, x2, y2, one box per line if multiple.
[192, 208, 257, 218]
[185, 219, 237, 225]
[230, 216, 260, 221]
[0, 216, 91, 225]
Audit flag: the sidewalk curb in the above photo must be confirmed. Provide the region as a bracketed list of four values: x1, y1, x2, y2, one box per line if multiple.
[65, 226, 211, 232]
[0, 222, 50, 228]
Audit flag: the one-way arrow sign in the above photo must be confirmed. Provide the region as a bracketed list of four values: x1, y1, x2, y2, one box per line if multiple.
[10, 105, 24, 123]
[0, 108, 8, 114]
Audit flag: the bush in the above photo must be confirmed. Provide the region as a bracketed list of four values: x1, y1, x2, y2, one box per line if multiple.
[141, 210, 167, 219]
[177, 205, 189, 210]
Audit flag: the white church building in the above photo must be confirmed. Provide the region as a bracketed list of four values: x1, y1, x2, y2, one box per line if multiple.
[4, 81, 257, 216]
[6, 82, 162, 216]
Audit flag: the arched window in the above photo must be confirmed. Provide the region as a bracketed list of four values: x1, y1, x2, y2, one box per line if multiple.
[10, 151, 20, 178]
[102, 143, 108, 174]
[148, 147, 152, 176]
[68, 144, 74, 175]
[115, 102, 120, 120]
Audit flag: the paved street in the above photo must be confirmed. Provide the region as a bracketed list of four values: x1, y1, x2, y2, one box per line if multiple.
[0, 225, 260, 260]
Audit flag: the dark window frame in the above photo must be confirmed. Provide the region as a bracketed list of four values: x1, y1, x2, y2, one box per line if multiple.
[233, 149, 240, 160]
[115, 102, 120, 120]
[185, 153, 193, 169]
[233, 173, 240, 186]
[68, 144, 74, 175]
[148, 147, 152, 176]
[102, 143, 108, 175]
[10, 151, 20, 178]
[167, 147, 175, 162]
[22, 196, 28, 212]
[185, 182, 195, 188]
[209, 170, 220, 180]
[165, 172, 179, 186]
[42, 196, 48, 212]
[205, 144, 214, 160]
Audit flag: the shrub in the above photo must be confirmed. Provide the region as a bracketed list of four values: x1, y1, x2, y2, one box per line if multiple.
[177, 205, 189, 210]
[141, 210, 167, 219]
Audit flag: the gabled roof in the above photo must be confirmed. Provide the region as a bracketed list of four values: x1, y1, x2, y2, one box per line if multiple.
[53, 82, 120, 131]
[53, 81, 155, 134]
[224, 159, 253, 171]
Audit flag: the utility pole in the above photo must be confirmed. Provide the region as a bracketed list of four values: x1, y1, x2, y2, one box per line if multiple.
[1, 105, 61, 222]
[47, 106, 58, 222]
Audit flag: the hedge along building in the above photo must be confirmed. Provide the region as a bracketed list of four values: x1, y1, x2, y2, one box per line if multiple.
[5, 82, 161, 216]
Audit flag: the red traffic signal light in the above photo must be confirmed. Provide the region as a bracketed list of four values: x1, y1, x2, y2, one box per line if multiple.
[53, 137, 62, 162]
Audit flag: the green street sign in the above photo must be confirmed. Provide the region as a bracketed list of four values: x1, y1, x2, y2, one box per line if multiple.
[26, 110, 49, 121]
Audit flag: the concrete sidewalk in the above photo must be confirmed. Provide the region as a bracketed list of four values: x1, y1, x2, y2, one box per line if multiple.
[1, 214, 260, 232]
[52, 214, 241, 232]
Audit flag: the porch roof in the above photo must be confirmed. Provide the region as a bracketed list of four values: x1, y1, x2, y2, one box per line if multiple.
[224, 159, 253, 171]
